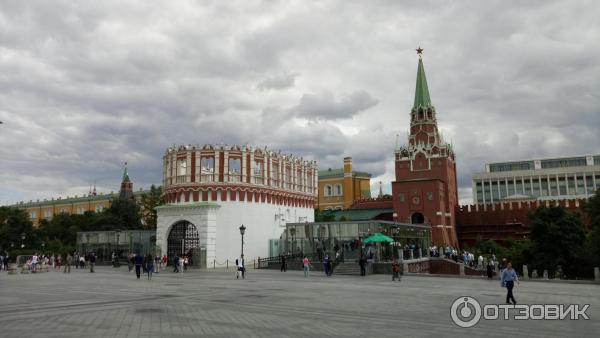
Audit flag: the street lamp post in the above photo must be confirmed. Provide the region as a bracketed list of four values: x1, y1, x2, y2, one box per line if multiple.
[239, 224, 246, 258]
[115, 229, 121, 267]
[290, 227, 296, 257]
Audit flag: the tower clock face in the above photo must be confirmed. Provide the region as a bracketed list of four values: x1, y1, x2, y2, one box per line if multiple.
[412, 196, 420, 205]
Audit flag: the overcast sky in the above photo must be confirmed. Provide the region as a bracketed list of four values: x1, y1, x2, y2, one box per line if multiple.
[1, 1, 599, 206]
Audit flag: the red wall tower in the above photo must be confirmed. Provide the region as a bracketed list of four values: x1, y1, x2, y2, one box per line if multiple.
[391, 49, 459, 247]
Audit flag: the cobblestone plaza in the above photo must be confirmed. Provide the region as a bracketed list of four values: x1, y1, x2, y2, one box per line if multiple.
[0, 267, 598, 337]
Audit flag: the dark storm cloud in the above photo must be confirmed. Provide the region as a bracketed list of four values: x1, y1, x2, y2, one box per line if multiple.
[0, 0, 599, 205]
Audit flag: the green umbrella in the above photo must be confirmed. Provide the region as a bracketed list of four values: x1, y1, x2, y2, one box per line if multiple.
[363, 233, 394, 244]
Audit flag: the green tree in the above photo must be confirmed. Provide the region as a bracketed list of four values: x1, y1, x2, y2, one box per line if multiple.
[0, 206, 35, 253]
[314, 209, 335, 222]
[106, 198, 143, 229]
[37, 212, 80, 246]
[584, 188, 600, 267]
[139, 185, 164, 230]
[528, 205, 586, 278]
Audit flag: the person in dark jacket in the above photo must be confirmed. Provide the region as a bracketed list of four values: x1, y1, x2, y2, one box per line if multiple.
[359, 256, 366, 276]
[487, 262, 494, 279]
[89, 253, 96, 273]
[280, 255, 286, 272]
[134, 253, 144, 279]
[145, 254, 154, 280]
[173, 255, 180, 273]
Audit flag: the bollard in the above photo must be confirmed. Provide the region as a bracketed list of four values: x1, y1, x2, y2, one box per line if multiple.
[522, 265, 529, 280]
[532, 269, 538, 279]
[594, 267, 599, 282]
[213, 259, 216, 269]
[459, 263, 465, 276]
[226, 260, 228, 269]
[543, 270, 549, 280]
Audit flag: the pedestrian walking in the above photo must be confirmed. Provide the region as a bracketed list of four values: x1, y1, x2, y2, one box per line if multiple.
[64, 253, 72, 273]
[134, 253, 144, 279]
[392, 259, 401, 281]
[128, 253, 134, 272]
[359, 256, 366, 276]
[173, 255, 180, 273]
[31, 253, 39, 272]
[323, 255, 330, 276]
[89, 253, 96, 273]
[280, 255, 286, 272]
[236, 255, 245, 279]
[501, 262, 519, 304]
[145, 254, 154, 280]
[487, 262, 494, 279]
[302, 256, 310, 278]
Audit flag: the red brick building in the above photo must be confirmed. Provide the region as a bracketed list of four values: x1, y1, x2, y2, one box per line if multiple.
[391, 50, 459, 247]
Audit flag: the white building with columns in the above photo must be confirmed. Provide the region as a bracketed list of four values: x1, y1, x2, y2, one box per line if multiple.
[156, 144, 317, 267]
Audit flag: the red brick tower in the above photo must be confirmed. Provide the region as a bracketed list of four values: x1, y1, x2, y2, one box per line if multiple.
[119, 162, 134, 201]
[391, 48, 459, 247]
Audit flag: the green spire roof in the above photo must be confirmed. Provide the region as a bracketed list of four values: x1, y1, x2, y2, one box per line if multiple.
[122, 162, 130, 182]
[413, 57, 432, 109]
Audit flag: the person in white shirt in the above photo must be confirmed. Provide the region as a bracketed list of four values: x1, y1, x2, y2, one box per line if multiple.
[236, 255, 245, 279]
[31, 254, 39, 271]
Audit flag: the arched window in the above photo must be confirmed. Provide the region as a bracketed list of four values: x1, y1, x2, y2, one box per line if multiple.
[411, 212, 424, 224]
[335, 184, 343, 196]
[178, 159, 187, 176]
[201, 157, 214, 172]
[228, 158, 241, 174]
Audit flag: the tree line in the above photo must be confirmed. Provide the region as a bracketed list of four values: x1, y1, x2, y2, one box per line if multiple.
[0, 185, 164, 257]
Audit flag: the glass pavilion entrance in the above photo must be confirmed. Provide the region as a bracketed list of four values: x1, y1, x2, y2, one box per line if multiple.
[281, 221, 431, 262]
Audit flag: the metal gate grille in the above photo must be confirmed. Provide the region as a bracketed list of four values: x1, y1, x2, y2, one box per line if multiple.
[167, 221, 200, 261]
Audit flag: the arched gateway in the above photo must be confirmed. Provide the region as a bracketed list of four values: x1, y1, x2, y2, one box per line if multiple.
[167, 220, 201, 264]
[411, 212, 424, 224]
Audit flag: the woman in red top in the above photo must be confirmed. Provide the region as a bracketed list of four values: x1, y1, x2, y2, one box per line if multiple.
[303, 256, 310, 277]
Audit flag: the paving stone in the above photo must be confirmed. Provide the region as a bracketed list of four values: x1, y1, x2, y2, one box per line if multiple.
[0, 267, 598, 337]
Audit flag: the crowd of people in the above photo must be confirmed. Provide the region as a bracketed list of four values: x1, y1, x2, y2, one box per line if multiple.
[428, 245, 498, 271]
